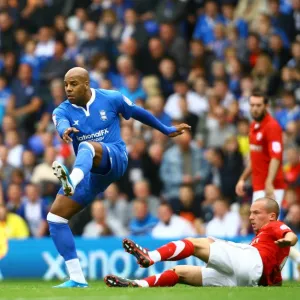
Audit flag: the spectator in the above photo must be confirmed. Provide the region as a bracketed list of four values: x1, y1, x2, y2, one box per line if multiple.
[193, 0, 224, 45]
[0, 145, 14, 189]
[284, 203, 300, 233]
[130, 180, 160, 217]
[78, 21, 109, 65]
[0, 204, 29, 239]
[235, 0, 268, 24]
[251, 53, 280, 96]
[287, 41, 300, 68]
[244, 32, 262, 68]
[143, 143, 164, 196]
[21, 150, 36, 182]
[205, 198, 241, 238]
[53, 15, 69, 42]
[82, 200, 128, 237]
[40, 40, 75, 85]
[143, 37, 165, 76]
[159, 23, 188, 75]
[6, 183, 22, 213]
[236, 118, 250, 159]
[34, 27, 55, 62]
[102, 183, 129, 227]
[0, 12, 16, 53]
[268, 34, 290, 70]
[178, 184, 201, 223]
[222, 2, 248, 38]
[284, 147, 300, 199]
[119, 73, 147, 104]
[66, 8, 88, 41]
[209, 23, 230, 60]
[31, 146, 60, 185]
[20, 40, 41, 82]
[160, 131, 210, 204]
[269, 0, 296, 42]
[5, 130, 24, 168]
[98, 9, 123, 42]
[129, 199, 158, 236]
[165, 79, 208, 121]
[276, 91, 300, 130]
[120, 8, 148, 48]
[64, 30, 80, 62]
[147, 95, 172, 126]
[238, 76, 254, 119]
[205, 147, 240, 201]
[205, 106, 236, 148]
[214, 78, 236, 108]
[156, 0, 188, 24]
[6, 63, 42, 138]
[292, 0, 300, 37]
[199, 184, 221, 225]
[158, 57, 177, 98]
[152, 202, 196, 238]
[0, 76, 11, 124]
[17, 183, 48, 238]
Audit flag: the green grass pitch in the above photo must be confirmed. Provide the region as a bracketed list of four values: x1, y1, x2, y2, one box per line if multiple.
[0, 281, 299, 300]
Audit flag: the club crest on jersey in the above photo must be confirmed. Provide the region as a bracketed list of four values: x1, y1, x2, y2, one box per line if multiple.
[100, 110, 107, 121]
[256, 132, 263, 141]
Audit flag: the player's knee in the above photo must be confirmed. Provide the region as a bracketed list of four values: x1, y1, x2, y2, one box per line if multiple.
[185, 237, 211, 252]
[170, 266, 188, 282]
[79, 141, 96, 157]
[47, 212, 68, 224]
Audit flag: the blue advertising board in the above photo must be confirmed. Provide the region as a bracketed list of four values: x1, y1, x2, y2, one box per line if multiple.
[0, 236, 299, 280]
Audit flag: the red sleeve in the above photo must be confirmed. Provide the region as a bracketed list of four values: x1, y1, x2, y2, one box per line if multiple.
[272, 222, 292, 240]
[265, 123, 283, 160]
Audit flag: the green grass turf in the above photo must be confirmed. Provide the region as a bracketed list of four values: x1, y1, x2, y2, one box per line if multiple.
[0, 281, 299, 300]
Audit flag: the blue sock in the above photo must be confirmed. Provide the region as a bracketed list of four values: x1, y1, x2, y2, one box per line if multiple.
[47, 213, 86, 283]
[73, 142, 95, 177]
[48, 221, 77, 261]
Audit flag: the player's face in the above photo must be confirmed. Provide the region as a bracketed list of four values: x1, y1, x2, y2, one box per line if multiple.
[249, 201, 272, 233]
[64, 75, 89, 105]
[249, 96, 267, 122]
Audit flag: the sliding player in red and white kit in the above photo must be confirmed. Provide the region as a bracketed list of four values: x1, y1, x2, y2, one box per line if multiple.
[235, 91, 300, 273]
[105, 198, 297, 287]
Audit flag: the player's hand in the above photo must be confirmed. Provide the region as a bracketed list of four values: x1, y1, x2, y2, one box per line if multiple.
[235, 179, 245, 196]
[265, 180, 275, 199]
[62, 127, 79, 143]
[275, 238, 292, 248]
[168, 123, 191, 137]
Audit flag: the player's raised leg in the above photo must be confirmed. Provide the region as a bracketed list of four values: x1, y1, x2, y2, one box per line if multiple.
[122, 237, 212, 267]
[49, 142, 109, 288]
[105, 265, 203, 288]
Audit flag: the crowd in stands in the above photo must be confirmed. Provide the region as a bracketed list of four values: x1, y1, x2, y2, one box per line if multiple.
[0, 0, 300, 239]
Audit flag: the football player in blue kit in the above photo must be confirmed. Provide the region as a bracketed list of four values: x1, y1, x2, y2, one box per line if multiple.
[47, 67, 190, 288]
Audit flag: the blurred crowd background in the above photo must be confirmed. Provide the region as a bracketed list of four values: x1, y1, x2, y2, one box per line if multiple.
[0, 0, 300, 240]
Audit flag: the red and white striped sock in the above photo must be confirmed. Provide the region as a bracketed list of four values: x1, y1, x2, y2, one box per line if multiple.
[148, 239, 194, 263]
[135, 270, 179, 287]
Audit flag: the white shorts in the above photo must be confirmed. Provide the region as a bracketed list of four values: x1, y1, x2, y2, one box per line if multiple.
[252, 189, 284, 208]
[202, 239, 263, 287]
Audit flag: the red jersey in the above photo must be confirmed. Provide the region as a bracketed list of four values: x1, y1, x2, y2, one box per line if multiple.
[249, 113, 285, 191]
[250, 221, 292, 286]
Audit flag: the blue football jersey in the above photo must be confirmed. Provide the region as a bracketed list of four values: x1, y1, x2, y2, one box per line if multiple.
[52, 88, 135, 154]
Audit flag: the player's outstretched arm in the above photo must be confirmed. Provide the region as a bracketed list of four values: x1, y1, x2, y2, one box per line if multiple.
[131, 105, 191, 137]
[275, 232, 298, 248]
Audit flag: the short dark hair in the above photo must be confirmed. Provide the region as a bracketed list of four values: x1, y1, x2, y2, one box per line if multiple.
[251, 89, 269, 104]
